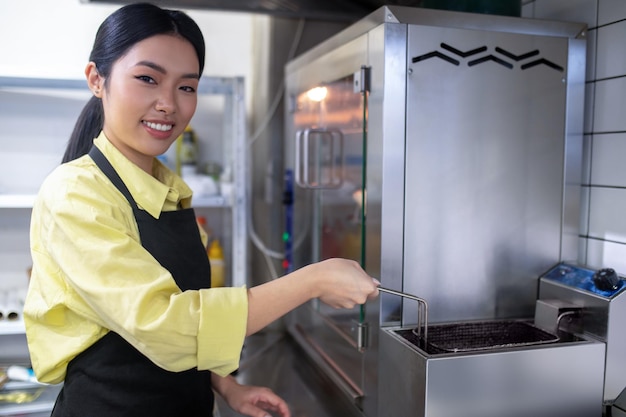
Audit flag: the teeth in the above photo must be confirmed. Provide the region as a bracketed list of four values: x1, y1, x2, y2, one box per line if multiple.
[144, 121, 173, 132]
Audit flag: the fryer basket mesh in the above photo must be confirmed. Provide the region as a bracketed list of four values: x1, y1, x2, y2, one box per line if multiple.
[396, 320, 559, 354]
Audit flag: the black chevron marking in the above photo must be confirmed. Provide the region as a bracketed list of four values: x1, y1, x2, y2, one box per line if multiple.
[441, 43, 487, 58]
[412, 51, 460, 66]
[521, 58, 564, 72]
[495, 47, 540, 61]
[468, 55, 513, 69]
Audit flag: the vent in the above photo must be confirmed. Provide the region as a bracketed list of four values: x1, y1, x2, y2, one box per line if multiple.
[412, 42, 564, 72]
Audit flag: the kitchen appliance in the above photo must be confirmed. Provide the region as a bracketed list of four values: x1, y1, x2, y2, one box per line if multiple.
[283, 5, 591, 417]
[614, 388, 626, 417]
[537, 263, 626, 406]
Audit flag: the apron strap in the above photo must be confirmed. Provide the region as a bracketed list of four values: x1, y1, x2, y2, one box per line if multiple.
[88, 146, 138, 208]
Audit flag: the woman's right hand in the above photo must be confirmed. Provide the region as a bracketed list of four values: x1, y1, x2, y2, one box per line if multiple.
[245, 258, 379, 336]
[309, 258, 380, 309]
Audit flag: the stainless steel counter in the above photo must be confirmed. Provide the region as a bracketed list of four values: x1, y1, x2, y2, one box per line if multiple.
[216, 330, 361, 417]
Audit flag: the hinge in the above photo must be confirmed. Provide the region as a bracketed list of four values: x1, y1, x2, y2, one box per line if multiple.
[355, 321, 369, 351]
[354, 65, 371, 94]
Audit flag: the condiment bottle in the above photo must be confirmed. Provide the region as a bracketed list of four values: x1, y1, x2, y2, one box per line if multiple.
[208, 239, 225, 287]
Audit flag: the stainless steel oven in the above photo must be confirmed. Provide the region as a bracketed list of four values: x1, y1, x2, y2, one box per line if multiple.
[283, 6, 593, 416]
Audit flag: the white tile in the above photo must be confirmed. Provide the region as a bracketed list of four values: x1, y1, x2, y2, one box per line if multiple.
[598, 0, 626, 25]
[522, 0, 535, 18]
[585, 27, 597, 81]
[590, 133, 626, 186]
[595, 20, 626, 79]
[534, 0, 598, 28]
[585, 238, 626, 274]
[588, 187, 626, 242]
[593, 77, 626, 132]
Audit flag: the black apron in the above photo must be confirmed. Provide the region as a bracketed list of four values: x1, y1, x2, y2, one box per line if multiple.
[51, 146, 214, 417]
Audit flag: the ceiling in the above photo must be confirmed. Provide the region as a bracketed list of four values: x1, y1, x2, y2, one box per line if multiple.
[81, 0, 426, 22]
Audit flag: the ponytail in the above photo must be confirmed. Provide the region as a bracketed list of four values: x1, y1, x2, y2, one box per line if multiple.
[62, 96, 104, 163]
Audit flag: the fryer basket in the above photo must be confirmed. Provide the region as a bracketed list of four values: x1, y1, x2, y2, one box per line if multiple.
[397, 320, 560, 354]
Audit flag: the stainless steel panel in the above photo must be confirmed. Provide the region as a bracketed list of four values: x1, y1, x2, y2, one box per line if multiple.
[403, 25, 573, 323]
[379, 327, 606, 417]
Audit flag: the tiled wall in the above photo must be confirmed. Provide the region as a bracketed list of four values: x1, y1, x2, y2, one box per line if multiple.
[525, 0, 626, 275]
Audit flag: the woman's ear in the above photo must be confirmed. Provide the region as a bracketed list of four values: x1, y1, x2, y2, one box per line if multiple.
[85, 62, 103, 98]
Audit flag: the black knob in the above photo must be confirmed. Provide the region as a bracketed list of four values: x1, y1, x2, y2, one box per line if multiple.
[593, 268, 620, 291]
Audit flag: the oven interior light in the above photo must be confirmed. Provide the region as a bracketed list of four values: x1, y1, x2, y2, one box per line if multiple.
[306, 86, 327, 102]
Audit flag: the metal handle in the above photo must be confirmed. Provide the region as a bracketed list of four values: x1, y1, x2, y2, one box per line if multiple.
[295, 128, 344, 189]
[378, 286, 429, 346]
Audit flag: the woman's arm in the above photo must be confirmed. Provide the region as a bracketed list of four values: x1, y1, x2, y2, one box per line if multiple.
[246, 258, 379, 336]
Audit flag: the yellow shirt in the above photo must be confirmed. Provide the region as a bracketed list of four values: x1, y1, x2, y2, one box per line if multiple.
[24, 133, 248, 384]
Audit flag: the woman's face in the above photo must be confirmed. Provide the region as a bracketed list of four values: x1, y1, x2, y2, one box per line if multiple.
[87, 34, 200, 173]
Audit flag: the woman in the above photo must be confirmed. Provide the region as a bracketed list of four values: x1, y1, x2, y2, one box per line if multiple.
[23, 3, 379, 417]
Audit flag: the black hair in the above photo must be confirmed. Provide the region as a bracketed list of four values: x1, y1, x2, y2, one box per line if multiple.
[62, 2, 205, 163]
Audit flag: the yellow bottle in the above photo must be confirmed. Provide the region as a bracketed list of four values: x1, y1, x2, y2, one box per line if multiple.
[208, 239, 225, 287]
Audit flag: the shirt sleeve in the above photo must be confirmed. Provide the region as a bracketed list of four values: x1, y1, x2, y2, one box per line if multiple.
[25, 164, 247, 382]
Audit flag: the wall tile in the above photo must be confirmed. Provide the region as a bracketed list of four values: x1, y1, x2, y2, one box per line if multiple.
[595, 20, 626, 79]
[587, 187, 626, 242]
[585, 28, 597, 81]
[593, 77, 626, 132]
[534, 0, 598, 28]
[522, 0, 535, 18]
[585, 238, 626, 274]
[598, 0, 626, 26]
[590, 133, 626, 186]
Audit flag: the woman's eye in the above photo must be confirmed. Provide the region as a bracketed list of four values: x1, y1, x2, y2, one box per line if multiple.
[136, 75, 156, 84]
[180, 85, 196, 93]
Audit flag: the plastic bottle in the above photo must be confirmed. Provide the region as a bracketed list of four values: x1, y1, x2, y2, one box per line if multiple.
[176, 125, 198, 177]
[208, 239, 225, 287]
[197, 216, 212, 242]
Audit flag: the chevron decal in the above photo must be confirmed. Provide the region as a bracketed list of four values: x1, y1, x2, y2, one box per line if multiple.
[411, 43, 564, 72]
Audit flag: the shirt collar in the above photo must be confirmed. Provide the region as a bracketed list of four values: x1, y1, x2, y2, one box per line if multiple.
[93, 133, 193, 218]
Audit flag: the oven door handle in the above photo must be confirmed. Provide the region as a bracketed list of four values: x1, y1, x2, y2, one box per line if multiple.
[295, 128, 344, 189]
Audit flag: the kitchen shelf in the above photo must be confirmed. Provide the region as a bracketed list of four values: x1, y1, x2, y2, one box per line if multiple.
[0, 195, 37, 209]
[0, 320, 25, 336]
[0, 381, 62, 416]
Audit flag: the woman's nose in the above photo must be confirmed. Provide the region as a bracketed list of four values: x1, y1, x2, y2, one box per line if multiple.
[155, 90, 176, 113]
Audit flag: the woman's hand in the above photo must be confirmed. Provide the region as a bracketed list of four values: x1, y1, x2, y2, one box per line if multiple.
[212, 375, 290, 417]
[311, 258, 380, 309]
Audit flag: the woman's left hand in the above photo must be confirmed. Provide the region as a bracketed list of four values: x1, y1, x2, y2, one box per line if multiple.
[214, 375, 290, 417]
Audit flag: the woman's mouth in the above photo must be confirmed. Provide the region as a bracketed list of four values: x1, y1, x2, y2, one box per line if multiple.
[143, 121, 173, 132]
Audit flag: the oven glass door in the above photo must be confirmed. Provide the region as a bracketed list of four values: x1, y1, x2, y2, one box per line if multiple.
[289, 71, 368, 398]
